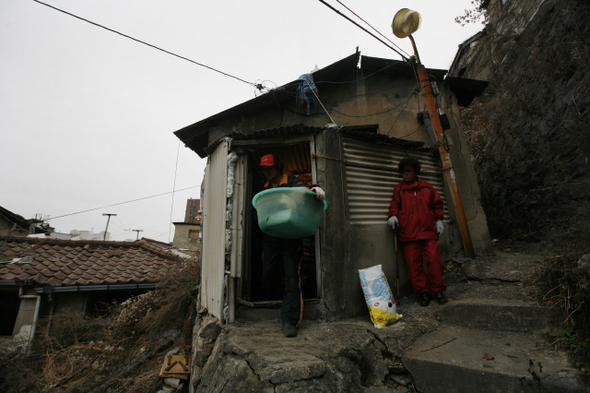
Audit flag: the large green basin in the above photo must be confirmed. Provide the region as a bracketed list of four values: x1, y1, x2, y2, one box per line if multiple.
[252, 188, 328, 239]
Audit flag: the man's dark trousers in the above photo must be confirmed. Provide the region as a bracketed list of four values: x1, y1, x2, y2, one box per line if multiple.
[261, 236, 303, 326]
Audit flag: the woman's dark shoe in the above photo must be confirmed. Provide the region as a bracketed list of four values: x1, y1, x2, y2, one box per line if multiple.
[419, 293, 432, 307]
[435, 292, 448, 304]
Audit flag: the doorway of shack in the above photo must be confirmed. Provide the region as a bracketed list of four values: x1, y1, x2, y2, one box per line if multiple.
[237, 141, 320, 306]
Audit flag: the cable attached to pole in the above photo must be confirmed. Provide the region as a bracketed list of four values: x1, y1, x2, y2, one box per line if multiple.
[33, 0, 259, 89]
[47, 186, 199, 221]
[318, 0, 409, 61]
[334, 0, 411, 59]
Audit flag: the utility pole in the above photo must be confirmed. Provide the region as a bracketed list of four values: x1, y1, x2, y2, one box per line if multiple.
[132, 229, 143, 241]
[102, 213, 117, 240]
[392, 9, 475, 257]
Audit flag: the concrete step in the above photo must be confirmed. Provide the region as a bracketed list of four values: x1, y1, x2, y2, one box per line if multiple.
[402, 325, 584, 393]
[439, 298, 549, 332]
[236, 299, 326, 322]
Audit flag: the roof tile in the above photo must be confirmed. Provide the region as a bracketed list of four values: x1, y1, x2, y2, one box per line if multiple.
[0, 237, 187, 289]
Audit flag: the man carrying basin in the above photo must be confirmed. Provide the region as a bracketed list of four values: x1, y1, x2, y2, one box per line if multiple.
[255, 154, 325, 338]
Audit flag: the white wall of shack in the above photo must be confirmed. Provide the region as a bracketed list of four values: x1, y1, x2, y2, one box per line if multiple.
[200, 140, 229, 322]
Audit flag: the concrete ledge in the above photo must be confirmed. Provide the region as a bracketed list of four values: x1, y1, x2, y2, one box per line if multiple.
[402, 325, 583, 393]
[440, 298, 549, 332]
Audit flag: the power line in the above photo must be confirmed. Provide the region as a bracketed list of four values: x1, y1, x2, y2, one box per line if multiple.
[334, 0, 411, 58]
[317, 0, 409, 61]
[168, 141, 181, 243]
[47, 185, 199, 220]
[33, 0, 259, 89]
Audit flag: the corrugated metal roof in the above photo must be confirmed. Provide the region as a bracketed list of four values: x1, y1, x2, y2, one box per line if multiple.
[198, 125, 323, 157]
[174, 53, 448, 158]
[252, 143, 312, 176]
[230, 124, 325, 142]
[358, 55, 447, 81]
[203, 125, 428, 161]
[174, 54, 361, 155]
[341, 128, 426, 150]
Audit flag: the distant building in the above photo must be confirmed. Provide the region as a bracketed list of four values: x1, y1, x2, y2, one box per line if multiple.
[29, 229, 110, 241]
[172, 199, 201, 253]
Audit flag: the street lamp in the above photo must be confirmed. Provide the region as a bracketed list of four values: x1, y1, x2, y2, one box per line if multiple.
[392, 9, 475, 257]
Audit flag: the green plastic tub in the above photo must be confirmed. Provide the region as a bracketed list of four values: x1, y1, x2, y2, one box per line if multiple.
[252, 188, 328, 239]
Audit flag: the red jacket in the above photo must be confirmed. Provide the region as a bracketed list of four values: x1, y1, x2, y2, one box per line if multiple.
[388, 177, 444, 242]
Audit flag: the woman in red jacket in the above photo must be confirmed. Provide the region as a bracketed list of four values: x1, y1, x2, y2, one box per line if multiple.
[388, 157, 448, 306]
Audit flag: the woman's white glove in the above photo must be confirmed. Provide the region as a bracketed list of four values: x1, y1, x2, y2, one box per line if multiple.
[311, 186, 325, 201]
[387, 216, 399, 229]
[436, 220, 444, 237]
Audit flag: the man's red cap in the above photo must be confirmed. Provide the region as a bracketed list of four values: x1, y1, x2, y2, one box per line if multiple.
[259, 154, 276, 167]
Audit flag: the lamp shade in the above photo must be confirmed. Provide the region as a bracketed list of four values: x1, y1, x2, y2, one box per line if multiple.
[392, 8, 422, 38]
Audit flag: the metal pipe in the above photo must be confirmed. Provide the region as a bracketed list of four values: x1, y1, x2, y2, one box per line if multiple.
[228, 277, 235, 323]
[411, 37, 475, 257]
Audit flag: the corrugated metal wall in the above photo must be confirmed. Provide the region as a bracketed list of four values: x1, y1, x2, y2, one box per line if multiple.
[343, 137, 448, 225]
[200, 140, 229, 322]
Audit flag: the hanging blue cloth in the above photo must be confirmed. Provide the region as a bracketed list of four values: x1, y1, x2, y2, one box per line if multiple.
[297, 73, 318, 115]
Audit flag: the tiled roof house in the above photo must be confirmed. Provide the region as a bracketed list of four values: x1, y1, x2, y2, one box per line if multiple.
[0, 206, 52, 237]
[0, 236, 191, 346]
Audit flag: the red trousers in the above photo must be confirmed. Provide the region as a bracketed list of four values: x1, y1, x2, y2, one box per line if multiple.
[403, 239, 447, 295]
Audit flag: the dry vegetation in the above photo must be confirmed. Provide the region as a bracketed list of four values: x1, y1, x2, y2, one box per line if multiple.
[459, 0, 590, 382]
[534, 233, 590, 384]
[0, 256, 199, 393]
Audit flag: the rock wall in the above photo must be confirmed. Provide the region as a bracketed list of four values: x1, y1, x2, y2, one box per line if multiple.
[190, 319, 427, 393]
[458, 0, 590, 245]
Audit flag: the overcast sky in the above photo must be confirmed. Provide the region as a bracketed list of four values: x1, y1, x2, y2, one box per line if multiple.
[1, 0, 483, 242]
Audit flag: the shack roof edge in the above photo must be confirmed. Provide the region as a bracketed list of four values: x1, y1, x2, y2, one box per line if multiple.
[174, 52, 447, 157]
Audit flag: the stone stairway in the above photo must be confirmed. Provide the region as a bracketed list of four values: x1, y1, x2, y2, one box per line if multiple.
[190, 250, 587, 392]
[401, 252, 585, 393]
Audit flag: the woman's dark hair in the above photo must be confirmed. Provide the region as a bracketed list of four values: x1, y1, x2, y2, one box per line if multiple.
[398, 157, 421, 174]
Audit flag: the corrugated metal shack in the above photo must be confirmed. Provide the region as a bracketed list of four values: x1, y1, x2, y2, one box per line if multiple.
[174, 52, 492, 323]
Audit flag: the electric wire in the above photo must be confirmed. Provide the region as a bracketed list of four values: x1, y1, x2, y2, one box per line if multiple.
[318, 0, 408, 61]
[386, 90, 419, 136]
[397, 123, 422, 139]
[168, 140, 181, 243]
[46, 185, 199, 221]
[318, 63, 417, 85]
[115, 216, 130, 230]
[33, 0, 259, 89]
[334, 0, 411, 58]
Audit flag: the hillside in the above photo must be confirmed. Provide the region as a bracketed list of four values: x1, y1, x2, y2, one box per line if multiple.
[457, 0, 590, 247]
[456, 0, 590, 377]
